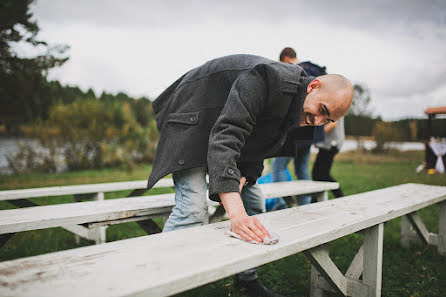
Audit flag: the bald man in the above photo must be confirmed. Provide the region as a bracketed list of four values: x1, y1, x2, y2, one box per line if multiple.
[147, 54, 352, 297]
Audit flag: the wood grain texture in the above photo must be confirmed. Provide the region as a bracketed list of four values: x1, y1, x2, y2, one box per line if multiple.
[0, 183, 444, 297]
[0, 179, 173, 201]
[0, 181, 338, 234]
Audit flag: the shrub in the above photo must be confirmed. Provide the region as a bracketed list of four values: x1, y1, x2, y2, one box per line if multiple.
[8, 99, 157, 173]
[372, 122, 406, 152]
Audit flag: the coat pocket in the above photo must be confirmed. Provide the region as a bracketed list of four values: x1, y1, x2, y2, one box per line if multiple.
[167, 111, 199, 125]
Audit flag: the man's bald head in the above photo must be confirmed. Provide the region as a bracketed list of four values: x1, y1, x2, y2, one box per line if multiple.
[318, 74, 353, 118]
[300, 74, 354, 126]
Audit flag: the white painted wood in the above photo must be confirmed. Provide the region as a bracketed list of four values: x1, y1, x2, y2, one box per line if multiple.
[258, 181, 338, 199]
[0, 181, 337, 235]
[439, 201, 446, 256]
[310, 265, 328, 297]
[407, 212, 430, 244]
[0, 179, 174, 201]
[429, 233, 438, 246]
[0, 194, 176, 234]
[61, 224, 108, 243]
[62, 224, 90, 239]
[314, 191, 329, 202]
[0, 179, 337, 202]
[90, 192, 106, 244]
[0, 183, 444, 297]
[345, 244, 364, 280]
[346, 279, 367, 297]
[400, 215, 421, 248]
[362, 223, 384, 297]
[308, 243, 364, 296]
[305, 244, 347, 296]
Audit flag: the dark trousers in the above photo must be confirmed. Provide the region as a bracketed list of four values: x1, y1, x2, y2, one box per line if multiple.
[312, 146, 344, 198]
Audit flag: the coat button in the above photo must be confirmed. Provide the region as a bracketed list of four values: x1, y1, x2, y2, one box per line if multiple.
[190, 116, 197, 122]
[178, 159, 185, 165]
[227, 168, 234, 175]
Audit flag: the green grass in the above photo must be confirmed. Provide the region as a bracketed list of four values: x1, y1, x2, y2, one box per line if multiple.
[1, 150, 445, 296]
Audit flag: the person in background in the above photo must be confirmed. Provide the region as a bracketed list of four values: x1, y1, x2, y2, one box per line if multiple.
[312, 117, 345, 198]
[271, 47, 326, 209]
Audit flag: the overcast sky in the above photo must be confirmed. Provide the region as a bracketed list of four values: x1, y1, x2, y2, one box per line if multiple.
[27, 0, 446, 120]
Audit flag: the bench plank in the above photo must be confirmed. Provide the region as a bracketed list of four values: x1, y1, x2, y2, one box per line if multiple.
[0, 179, 174, 201]
[0, 181, 338, 235]
[0, 194, 175, 234]
[0, 183, 445, 297]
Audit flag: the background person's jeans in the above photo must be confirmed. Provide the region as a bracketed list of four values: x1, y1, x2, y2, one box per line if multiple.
[271, 157, 291, 209]
[163, 166, 265, 281]
[294, 145, 311, 205]
[271, 144, 311, 206]
[312, 146, 344, 198]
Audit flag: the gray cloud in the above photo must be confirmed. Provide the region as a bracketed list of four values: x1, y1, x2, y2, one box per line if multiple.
[34, 0, 446, 29]
[32, 0, 446, 120]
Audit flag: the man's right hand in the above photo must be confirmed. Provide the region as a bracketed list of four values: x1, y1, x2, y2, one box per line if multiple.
[220, 191, 270, 243]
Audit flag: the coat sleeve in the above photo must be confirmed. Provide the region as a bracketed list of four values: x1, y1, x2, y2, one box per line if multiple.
[237, 161, 264, 186]
[207, 66, 269, 201]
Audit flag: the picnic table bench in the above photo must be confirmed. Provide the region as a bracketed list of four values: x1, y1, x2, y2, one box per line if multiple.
[0, 180, 339, 246]
[0, 183, 444, 297]
[0, 178, 174, 246]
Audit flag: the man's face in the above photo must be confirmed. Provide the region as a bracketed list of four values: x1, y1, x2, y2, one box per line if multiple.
[300, 80, 344, 127]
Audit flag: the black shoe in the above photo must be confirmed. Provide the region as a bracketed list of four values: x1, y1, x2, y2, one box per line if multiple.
[234, 277, 284, 297]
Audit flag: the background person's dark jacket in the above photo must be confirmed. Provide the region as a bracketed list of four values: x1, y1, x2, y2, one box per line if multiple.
[147, 54, 314, 201]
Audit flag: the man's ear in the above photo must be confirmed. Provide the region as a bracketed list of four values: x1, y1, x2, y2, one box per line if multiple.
[307, 79, 321, 94]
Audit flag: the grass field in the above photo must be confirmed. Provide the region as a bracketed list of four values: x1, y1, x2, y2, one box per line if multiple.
[0, 150, 445, 297]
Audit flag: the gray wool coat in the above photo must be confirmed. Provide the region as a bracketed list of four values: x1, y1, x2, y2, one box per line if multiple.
[146, 54, 314, 201]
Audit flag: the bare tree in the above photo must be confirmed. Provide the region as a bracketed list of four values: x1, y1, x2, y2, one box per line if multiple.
[348, 84, 373, 150]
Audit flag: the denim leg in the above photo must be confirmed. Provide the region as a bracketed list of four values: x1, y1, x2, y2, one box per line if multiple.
[241, 183, 265, 216]
[236, 183, 265, 281]
[163, 166, 208, 232]
[271, 157, 292, 182]
[294, 146, 312, 205]
[271, 157, 292, 209]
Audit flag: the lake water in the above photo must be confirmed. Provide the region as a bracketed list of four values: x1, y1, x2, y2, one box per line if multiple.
[0, 137, 426, 174]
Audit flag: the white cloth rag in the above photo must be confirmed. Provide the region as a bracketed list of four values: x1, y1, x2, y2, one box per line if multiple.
[225, 230, 280, 245]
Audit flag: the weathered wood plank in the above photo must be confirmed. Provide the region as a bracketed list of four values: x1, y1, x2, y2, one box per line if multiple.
[259, 181, 338, 199]
[345, 244, 364, 280]
[0, 194, 176, 234]
[0, 181, 338, 235]
[406, 212, 430, 244]
[362, 224, 384, 297]
[305, 244, 347, 296]
[0, 183, 444, 297]
[401, 214, 421, 248]
[0, 179, 337, 202]
[310, 265, 330, 297]
[0, 179, 174, 201]
[314, 191, 328, 202]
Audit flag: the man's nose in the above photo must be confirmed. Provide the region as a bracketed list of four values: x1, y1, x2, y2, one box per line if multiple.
[314, 116, 327, 126]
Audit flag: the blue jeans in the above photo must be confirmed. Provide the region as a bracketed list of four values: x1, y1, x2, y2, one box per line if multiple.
[271, 145, 312, 206]
[163, 166, 264, 281]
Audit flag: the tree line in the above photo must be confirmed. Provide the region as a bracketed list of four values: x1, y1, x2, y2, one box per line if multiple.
[344, 84, 446, 144]
[1, 0, 158, 173]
